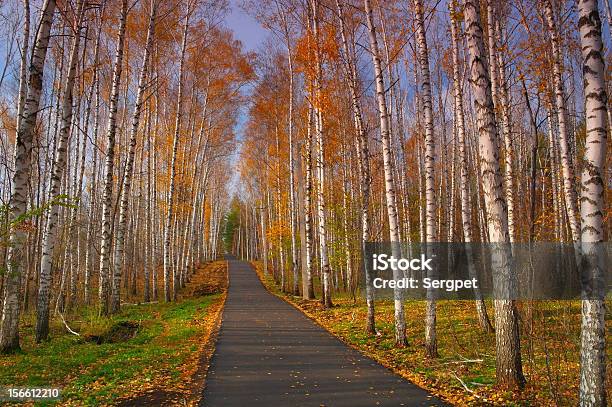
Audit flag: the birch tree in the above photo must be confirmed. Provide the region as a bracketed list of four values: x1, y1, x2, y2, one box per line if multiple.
[0, 0, 56, 353]
[414, 0, 438, 358]
[36, 0, 86, 341]
[449, 0, 493, 332]
[576, 2, 608, 405]
[364, 0, 406, 346]
[486, 3, 516, 243]
[311, 0, 332, 308]
[336, 0, 375, 334]
[463, 0, 525, 389]
[15, 0, 29, 132]
[272, 0, 300, 296]
[98, 0, 128, 316]
[164, 4, 190, 302]
[303, 106, 315, 299]
[111, 0, 157, 313]
[543, 0, 581, 244]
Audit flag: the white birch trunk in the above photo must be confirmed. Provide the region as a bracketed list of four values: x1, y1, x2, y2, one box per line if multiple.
[275, 2, 299, 295]
[364, 0, 406, 346]
[163, 7, 189, 302]
[303, 106, 315, 299]
[16, 0, 29, 132]
[311, 0, 332, 308]
[110, 0, 156, 313]
[544, 0, 581, 243]
[576, 2, 608, 405]
[0, 0, 56, 353]
[288, 46, 299, 296]
[463, 0, 525, 389]
[37, 16, 85, 332]
[336, 0, 375, 333]
[450, 0, 493, 332]
[414, 0, 438, 358]
[489, 12, 516, 243]
[98, 0, 128, 315]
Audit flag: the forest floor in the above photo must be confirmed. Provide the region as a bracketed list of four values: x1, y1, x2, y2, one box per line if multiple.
[253, 261, 612, 406]
[0, 261, 227, 406]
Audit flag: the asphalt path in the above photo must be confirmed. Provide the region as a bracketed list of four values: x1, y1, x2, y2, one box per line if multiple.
[201, 257, 447, 406]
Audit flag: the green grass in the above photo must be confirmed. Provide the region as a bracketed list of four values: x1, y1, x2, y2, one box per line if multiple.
[0, 294, 219, 406]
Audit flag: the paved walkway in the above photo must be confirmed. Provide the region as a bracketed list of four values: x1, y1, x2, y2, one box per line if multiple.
[201, 258, 447, 406]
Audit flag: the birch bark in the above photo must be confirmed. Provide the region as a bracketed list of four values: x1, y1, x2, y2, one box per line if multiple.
[463, 0, 525, 388]
[414, 0, 438, 358]
[0, 0, 56, 353]
[311, 0, 332, 308]
[98, 0, 128, 315]
[336, 0, 375, 333]
[543, 0, 581, 243]
[450, 0, 493, 332]
[111, 0, 157, 313]
[576, 1, 608, 405]
[303, 106, 315, 299]
[364, 0, 406, 346]
[16, 0, 29, 132]
[164, 6, 190, 302]
[37, 24, 86, 323]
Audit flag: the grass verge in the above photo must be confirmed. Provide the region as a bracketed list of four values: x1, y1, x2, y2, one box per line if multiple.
[0, 261, 227, 406]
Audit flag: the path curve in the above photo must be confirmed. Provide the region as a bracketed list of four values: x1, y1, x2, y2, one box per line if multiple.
[201, 257, 447, 406]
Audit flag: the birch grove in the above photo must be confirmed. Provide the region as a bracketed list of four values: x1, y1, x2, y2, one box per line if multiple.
[0, 0, 608, 404]
[0, 0, 251, 349]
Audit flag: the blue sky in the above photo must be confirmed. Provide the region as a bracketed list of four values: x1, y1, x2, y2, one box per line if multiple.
[225, 0, 268, 54]
[224, 1, 268, 196]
